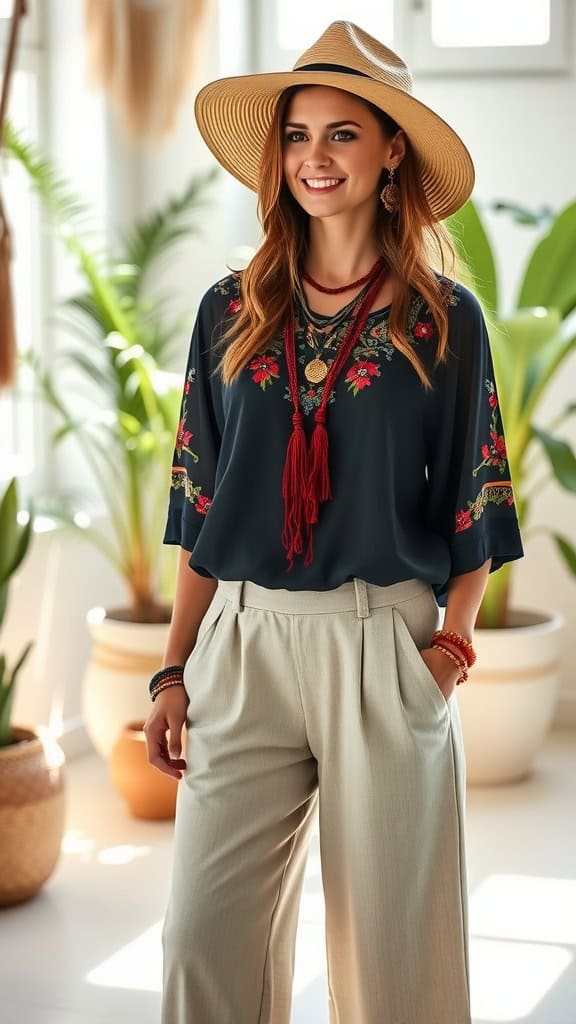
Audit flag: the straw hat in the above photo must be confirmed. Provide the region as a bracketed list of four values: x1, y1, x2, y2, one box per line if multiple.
[194, 20, 475, 222]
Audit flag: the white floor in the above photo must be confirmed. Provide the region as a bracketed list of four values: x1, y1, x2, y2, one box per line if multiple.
[1, 727, 575, 1024]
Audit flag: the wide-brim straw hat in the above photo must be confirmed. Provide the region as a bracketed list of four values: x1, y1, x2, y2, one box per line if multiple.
[194, 21, 475, 222]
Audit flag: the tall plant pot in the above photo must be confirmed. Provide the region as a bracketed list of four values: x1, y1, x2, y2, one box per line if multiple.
[82, 606, 171, 759]
[456, 607, 565, 784]
[0, 727, 66, 906]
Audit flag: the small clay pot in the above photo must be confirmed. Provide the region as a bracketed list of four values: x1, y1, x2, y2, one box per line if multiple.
[109, 720, 185, 819]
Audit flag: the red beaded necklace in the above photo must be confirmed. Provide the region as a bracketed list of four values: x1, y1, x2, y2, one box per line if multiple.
[281, 258, 387, 571]
[302, 255, 385, 294]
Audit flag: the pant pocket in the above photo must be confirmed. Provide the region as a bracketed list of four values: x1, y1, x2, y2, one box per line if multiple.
[183, 588, 228, 700]
[392, 602, 448, 718]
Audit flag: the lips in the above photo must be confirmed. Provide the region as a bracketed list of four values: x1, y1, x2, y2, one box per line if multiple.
[301, 178, 345, 194]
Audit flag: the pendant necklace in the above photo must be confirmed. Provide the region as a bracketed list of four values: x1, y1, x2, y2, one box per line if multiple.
[296, 257, 387, 383]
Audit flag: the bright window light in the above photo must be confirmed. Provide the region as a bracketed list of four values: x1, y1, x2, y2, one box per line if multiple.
[431, 0, 550, 47]
[277, 3, 393, 51]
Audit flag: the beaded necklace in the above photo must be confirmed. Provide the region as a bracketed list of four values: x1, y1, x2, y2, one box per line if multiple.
[281, 259, 388, 570]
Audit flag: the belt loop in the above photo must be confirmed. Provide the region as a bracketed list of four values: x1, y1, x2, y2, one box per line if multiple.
[228, 580, 244, 613]
[353, 578, 370, 618]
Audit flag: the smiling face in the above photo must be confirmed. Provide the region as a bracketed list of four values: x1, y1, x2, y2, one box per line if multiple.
[282, 85, 399, 220]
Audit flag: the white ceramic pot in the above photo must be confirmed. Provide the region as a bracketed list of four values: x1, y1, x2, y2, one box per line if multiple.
[456, 607, 565, 785]
[82, 607, 171, 759]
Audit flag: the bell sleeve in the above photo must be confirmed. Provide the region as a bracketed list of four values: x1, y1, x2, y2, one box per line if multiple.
[425, 288, 524, 579]
[162, 292, 223, 553]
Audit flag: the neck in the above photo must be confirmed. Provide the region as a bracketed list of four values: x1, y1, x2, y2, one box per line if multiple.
[304, 207, 381, 285]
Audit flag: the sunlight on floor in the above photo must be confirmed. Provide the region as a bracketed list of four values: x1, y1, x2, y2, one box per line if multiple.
[470, 874, 575, 1020]
[86, 921, 163, 993]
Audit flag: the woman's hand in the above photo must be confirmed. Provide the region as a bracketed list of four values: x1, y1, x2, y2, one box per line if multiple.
[418, 647, 461, 703]
[143, 685, 189, 779]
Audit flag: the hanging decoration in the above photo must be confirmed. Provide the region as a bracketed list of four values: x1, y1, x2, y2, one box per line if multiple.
[84, 0, 209, 142]
[0, 0, 27, 389]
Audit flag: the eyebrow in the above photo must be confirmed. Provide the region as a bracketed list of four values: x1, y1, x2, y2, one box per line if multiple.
[283, 120, 363, 130]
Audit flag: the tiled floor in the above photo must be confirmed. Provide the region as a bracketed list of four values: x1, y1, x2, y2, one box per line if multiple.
[1, 727, 575, 1024]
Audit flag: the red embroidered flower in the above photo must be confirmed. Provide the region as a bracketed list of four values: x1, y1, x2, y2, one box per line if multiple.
[185, 382, 190, 394]
[196, 494, 212, 515]
[414, 321, 434, 341]
[176, 417, 192, 454]
[481, 431, 506, 465]
[249, 355, 280, 388]
[455, 508, 473, 532]
[228, 298, 242, 315]
[488, 394, 498, 408]
[507, 496, 514, 505]
[344, 360, 380, 389]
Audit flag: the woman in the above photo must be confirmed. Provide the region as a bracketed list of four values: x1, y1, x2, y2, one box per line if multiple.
[145, 21, 524, 1024]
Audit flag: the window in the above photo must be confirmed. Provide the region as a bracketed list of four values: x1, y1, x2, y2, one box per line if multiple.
[410, 0, 569, 74]
[252, 0, 570, 75]
[254, 1, 395, 71]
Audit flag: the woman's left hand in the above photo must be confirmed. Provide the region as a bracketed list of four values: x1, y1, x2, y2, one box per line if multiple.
[418, 647, 461, 703]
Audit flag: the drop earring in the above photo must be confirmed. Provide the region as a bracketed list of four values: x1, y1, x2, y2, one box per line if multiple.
[380, 165, 400, 212]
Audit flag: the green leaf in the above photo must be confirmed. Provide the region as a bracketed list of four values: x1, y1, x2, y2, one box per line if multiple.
[531, 426, 576, 491]
[518, 200, 576, 317]
[0, 480, 18, 582]
[445, 198, 498, 314]
[551, 533, 576, 576]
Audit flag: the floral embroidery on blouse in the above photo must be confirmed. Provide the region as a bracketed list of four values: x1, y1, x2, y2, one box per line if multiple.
[454, 379, 515, 533]
[472, 381, 507, 475]
[169, 367, 212, 514]
[455, 483, 515, 533]
[213, 273, 462, 410]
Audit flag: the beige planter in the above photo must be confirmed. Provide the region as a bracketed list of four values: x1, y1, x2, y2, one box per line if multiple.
[82, 607, 171, 759]
[0, 726, 66, 906]
[456, 608, 564, 785]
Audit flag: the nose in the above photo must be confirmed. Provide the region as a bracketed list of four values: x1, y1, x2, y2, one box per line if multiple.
[303, 138, 331, 170]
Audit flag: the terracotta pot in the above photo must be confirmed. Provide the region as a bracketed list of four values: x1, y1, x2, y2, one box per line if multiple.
[0, 726, 66, 906]
[109, 720, 184, 819]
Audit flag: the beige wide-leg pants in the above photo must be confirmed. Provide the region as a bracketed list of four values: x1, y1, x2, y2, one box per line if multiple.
[161, 576, 471, 1024]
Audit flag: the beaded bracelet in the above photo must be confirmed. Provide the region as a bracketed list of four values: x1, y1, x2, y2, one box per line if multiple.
[148, 664, 185, 697]
[431, 642, 468, 685]
[150, 679, 186, 702]
[431, 629, 476, 668]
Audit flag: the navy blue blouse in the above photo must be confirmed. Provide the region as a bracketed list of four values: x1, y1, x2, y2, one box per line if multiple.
[162, 271, 524, 607]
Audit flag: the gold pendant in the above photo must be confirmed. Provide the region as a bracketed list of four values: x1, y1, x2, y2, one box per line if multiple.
[305, 358, 328, 383]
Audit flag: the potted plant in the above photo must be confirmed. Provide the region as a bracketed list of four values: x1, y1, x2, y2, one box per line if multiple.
[0, 478, 66, 905]
[4, 122, 218, 759]
[445, 197, 576, 783]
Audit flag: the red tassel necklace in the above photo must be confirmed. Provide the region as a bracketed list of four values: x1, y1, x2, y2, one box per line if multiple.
[281, 257, 388, 571]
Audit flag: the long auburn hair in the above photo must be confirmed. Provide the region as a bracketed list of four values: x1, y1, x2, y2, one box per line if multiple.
[213, 85, 468, 391]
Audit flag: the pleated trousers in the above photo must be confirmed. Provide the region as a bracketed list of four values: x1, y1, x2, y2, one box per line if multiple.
[161, 576, 471, 1024]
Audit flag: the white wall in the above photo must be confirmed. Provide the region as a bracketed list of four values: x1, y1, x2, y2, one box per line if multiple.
[9, 2, 576, 754]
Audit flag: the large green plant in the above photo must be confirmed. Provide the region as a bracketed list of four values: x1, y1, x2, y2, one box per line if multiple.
[4, 122, 218, 623]
[446, 198, 576, 627]
[0, 480, 34, 747]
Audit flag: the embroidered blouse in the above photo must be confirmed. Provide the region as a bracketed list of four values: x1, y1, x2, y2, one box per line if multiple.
[162, 271, 524, 607]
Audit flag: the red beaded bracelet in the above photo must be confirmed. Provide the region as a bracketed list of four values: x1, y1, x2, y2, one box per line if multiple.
[431, 629, 476, 668]
[431, 642, 468, 685]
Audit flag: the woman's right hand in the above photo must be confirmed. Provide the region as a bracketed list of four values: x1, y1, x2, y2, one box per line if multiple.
[143, 684, 190, 780]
